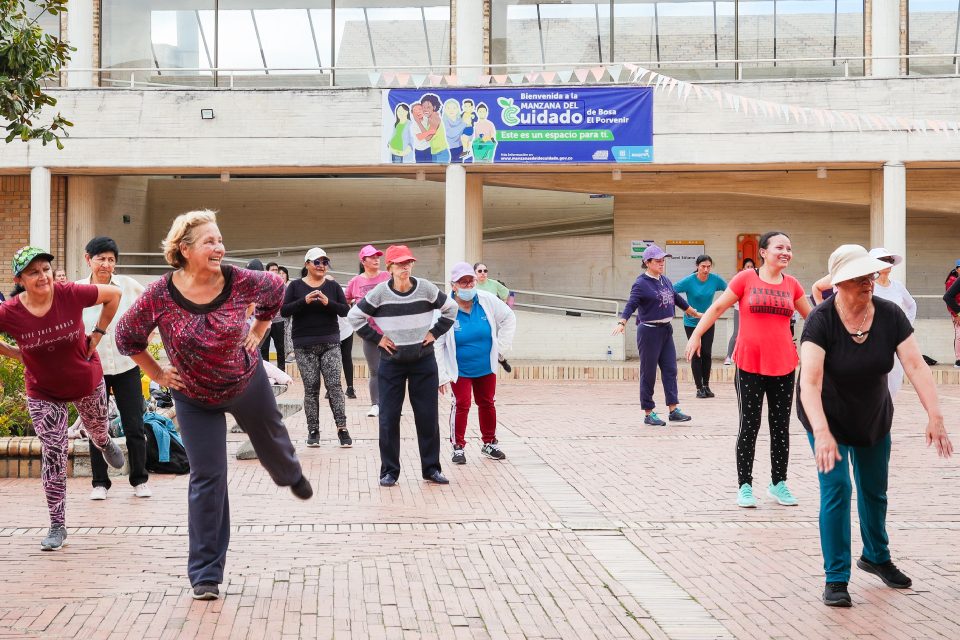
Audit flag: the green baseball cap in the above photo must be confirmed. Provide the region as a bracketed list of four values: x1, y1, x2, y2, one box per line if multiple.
[12, 246, 55, 277]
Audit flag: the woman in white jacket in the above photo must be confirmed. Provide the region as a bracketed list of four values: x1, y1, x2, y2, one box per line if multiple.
[436, 262, 516, 464]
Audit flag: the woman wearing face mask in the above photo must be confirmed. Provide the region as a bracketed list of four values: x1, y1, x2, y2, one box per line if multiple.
[674, 254, 728, 398]
[344, 245, 391, 417]
[281, 248, 351, 449]
[685, 231, 813, 509]
[436, 262, 516, 465]
[613, 244, 700, 426]
[0, 246, 125, 551]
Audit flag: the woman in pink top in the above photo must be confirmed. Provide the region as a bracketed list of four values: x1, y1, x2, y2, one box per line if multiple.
[685, 231, 813, 508]
[344, 245, 391, 417]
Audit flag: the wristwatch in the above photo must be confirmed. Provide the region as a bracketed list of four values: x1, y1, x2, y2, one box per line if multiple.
[92, 327, 107, 336]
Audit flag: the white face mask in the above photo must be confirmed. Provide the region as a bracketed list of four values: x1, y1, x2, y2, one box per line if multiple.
[456, 288, 475, 301]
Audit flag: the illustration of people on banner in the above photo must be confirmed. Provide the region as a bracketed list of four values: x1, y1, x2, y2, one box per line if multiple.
[382, 87, 651, 165]
[387, 93, 497, 165]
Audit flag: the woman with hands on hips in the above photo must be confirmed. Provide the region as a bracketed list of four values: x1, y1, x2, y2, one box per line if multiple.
[115, 210, 311, 602]
[797, 244, 952, 608]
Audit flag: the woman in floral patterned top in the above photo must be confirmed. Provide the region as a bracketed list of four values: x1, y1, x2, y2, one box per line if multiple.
[115, 210, 312, 602]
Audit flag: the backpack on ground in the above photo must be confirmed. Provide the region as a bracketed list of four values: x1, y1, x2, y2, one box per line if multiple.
[143, 412, 190, 474]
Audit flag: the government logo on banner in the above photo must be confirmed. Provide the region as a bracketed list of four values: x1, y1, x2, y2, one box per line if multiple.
[381, 87, 653, 165]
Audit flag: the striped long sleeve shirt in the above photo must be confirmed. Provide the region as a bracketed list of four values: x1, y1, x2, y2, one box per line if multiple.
[347, 277, 457, 346]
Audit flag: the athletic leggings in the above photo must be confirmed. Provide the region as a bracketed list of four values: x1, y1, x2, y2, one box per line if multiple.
[734, 368, 795, 487]
[28, 380, 112, 527]
[295, 342, 347, 430]
[340, 333, 354, 390]
[726, 309, 739, 359]
[684, 325, 715, 389]
[361, 338, 382, 405]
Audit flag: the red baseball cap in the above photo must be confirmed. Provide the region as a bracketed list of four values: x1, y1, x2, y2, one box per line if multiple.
[385, 245, 416, 264]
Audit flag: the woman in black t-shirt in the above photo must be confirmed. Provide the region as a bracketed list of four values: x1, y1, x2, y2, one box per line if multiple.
[798, 245, 953, 609]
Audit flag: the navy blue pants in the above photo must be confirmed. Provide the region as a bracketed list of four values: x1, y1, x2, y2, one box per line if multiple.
[377, 352, 442, 479]
[173, 362, 303, 587]
[637, 322, 678, 411]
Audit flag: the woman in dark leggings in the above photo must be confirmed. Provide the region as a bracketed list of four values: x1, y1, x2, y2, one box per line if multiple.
[674, 254, 728, 398]
[686, 232, 812, 509]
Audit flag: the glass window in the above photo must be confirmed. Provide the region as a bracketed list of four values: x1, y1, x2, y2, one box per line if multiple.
[334, 0, 450, 85]
[491, 1, 612, 75]
[101, 0, 215, 87]
[909, 0, 960, 75]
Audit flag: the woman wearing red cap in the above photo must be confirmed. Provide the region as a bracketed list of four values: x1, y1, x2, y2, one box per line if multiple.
[347, 245, 458, 487]
[0, 246, 125, 551]
[345, 245, 391, 417]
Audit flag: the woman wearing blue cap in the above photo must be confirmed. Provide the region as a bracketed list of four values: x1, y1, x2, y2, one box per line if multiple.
[614, 244, 700, 426]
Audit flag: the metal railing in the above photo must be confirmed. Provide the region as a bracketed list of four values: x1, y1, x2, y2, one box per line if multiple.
[60, 53, 960, 89]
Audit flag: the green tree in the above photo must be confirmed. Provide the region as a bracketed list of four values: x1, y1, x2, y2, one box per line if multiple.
[0, 0, 73, 149]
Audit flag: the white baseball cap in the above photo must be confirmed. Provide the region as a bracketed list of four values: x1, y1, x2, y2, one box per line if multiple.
[304, 247, 327, 262]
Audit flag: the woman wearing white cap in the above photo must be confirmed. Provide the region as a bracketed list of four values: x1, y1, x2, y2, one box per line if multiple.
[345, 245, 391, 417]
[436, 262, 516, 464]
[281, 247, 351, 448]
[797, 244, 952, 607]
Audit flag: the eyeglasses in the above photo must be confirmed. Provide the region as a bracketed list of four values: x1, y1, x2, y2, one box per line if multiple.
[850, 272, 880, 284]
[476, 269, 488, 273]
[311, 258, 330, 267]
[455, 278, 475, 286]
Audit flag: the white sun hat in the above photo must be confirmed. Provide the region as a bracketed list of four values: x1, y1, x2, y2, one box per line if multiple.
[867, 247, 903, 267]
[828, 244, 894, 286]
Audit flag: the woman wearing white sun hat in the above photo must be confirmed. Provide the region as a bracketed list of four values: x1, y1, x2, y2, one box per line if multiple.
[798, 244, 952, 607]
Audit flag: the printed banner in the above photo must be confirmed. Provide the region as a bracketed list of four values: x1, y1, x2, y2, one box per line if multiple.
[382, 87, 653, 164]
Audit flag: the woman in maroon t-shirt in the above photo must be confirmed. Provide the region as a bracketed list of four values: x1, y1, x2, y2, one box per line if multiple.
[0, 246, 124, 552]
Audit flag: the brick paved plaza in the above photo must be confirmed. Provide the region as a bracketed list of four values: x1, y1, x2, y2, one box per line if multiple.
[1, 375, 958, 639]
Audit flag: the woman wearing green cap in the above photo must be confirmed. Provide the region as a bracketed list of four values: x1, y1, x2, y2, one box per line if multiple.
[0, 246, 125, 551]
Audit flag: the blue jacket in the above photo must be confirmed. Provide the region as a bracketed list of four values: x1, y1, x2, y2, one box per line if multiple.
[143, 412, 183, 462]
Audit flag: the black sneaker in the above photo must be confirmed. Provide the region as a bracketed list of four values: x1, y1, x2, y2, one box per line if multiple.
[703, 387, 715, 398]
[822, 582, 852, 607]
[451, 446, 466, 465]
[695, 388, 708, 399]
[191, 583, 220, 601]
[306, 430, 320, 447]
[499, 358, 512, 373]
[337, 428, 353, 448]
[668, 408, 692, 422]
[857, 557, 912, 588]
[345, 387, 357, 399]
[40, 525, 67, 551]
[481, 442, 506, 461]
[290, 475, 313, 500]
[379, 473, 398, 487]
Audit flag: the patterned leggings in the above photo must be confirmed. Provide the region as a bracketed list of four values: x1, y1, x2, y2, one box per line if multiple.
[734, 369, 795, 487]
[28, 380, 112, 527]
[295, 343, 347, 431]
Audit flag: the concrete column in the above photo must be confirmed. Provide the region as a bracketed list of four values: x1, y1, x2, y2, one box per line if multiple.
[456, 0, 484, 83]
[65, 177, 98, 279]
[465, 174, 484, 263]
[870, 0, 900, 77]
[30, 167, 52, 250]
[882, 162, 907, 281]
[445, 164, 467, 290]
[65, 0, 95, 88]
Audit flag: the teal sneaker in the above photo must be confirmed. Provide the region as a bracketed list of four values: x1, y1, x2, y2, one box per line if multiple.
[767, 481, 798, 506]
[737, 483, 757, 508]
[644, 412, 666, 426]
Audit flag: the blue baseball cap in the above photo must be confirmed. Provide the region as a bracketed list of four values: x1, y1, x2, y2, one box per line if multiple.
[956, 259, 960, 268]
[642, 244, 672, 262]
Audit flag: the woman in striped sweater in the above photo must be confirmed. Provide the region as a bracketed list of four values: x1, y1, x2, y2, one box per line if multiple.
[347, 245, 458, 487]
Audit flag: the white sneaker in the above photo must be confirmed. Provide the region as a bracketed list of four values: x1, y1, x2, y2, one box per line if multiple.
[724, 357, 733, 366]
[134, 483, 153, 498]
[367, 404, 379, 417]
[89, 486, 108, 500]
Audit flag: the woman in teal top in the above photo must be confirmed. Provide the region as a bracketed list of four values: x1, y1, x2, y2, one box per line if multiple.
[675, 255, 728, 398]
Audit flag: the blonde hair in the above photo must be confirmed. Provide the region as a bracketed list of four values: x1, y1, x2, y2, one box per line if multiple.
[162, 209, 218, 268]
